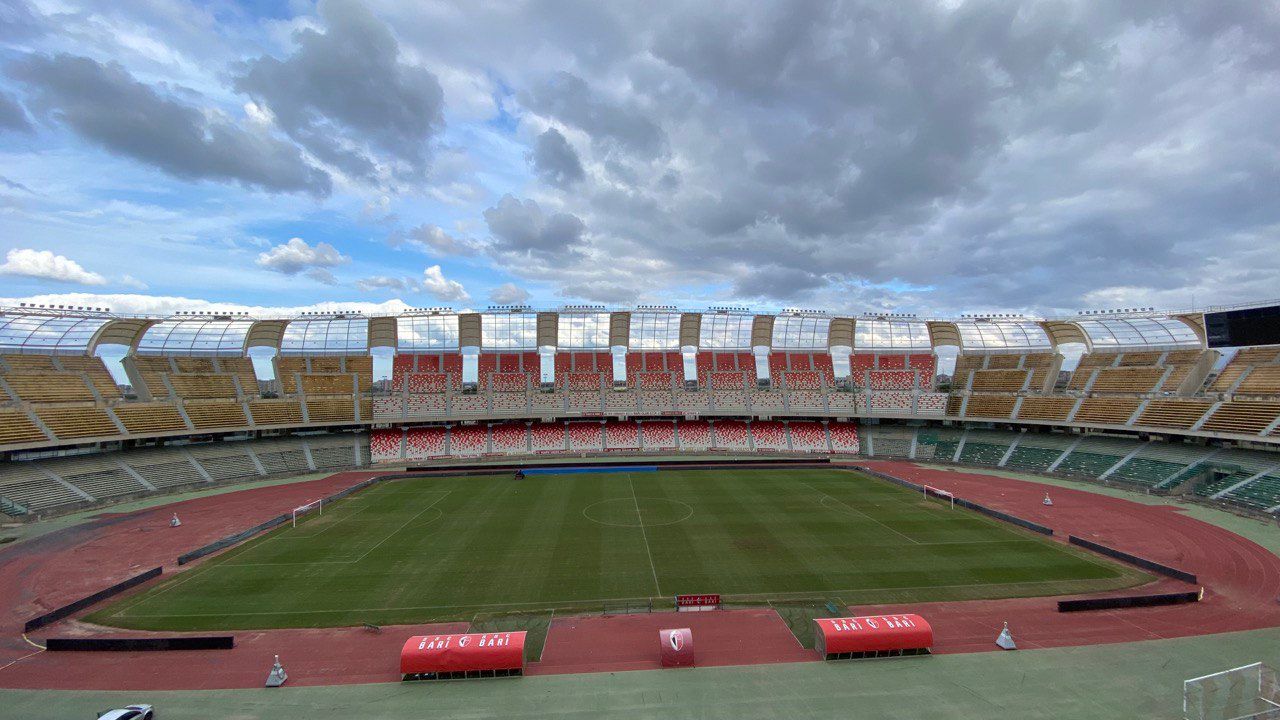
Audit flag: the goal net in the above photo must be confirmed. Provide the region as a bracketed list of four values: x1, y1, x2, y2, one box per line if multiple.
[922, 485, 955, 509]
[1185, 662, 1280, 720]
[292, 498, 322, 527]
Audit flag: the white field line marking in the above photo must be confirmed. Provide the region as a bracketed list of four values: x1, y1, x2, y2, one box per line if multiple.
[800, 479, 920, 544]
[350, 490, 452, 563]
[628, 473, 663, 596]
[119, 577, 1115, 619]
[0, 647, 44, 673]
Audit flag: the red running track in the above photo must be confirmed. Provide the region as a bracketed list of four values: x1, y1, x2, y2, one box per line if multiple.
[1, 463, 1278, 689]
[850, 461, 1280, 653]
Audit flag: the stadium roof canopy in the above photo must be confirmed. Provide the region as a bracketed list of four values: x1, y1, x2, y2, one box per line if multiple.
[628, 310, 682, 349]
[700, 311, 754, 349]
[954, 320, 1053, 353]
[772, 313, 830, 349]
[1074, 316, 1202, 351]
[0, 313, 113, 354]
[136, 319, 255, 356]
[279, 317, 369, 356]
[854, 319, 932, 351]
[396, 312, 459, 351]
[480, 310, 537, 350]
[557, 310, 611, 350]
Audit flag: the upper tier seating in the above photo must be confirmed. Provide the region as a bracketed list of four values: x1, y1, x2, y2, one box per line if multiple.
[306, 397, 357, 423]
[3, 372, 96, 403]
[963, 394, 1016, 420]
[56, 356, 121, 399]
[969, 369, 1029, 393]
[868, 370, 915, 391]
[167, 373, 240, 399]
[249, 399, 303, 426]
[112, 402, 188, 433]
[1016, 396, 1076, 422]
[1072, 398, 1141, 425]
[0, 408, 49, 445]
[1136, 399, 1213, 430]
[34, 405, 118, 439]
[183, 400, 248, 430]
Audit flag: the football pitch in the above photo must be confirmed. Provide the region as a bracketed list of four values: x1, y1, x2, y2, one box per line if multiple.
[93, 468, 1147, 631]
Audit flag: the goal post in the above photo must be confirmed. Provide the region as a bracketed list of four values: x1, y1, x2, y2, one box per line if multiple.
[923, 485, 955, 510]
[1184, 662, 1280, 720]
[292, 498, 323, 527]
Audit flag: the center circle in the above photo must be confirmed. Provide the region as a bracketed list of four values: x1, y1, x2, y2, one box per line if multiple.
[582, 498, 694, 528]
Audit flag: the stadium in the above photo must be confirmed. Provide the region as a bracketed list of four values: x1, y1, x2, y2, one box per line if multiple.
[1, 302, 1280, 718]
[5, 0, 1280, 717]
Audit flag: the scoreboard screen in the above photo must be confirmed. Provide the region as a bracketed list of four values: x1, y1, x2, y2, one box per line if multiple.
[1205, 305, 1280, 348]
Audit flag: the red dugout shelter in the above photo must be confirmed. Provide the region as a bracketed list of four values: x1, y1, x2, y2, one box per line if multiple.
[400, 632, 527, 679]
[814, 614, 932, 659]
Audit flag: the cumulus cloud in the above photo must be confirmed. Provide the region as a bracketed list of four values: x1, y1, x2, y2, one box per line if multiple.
[256, 237, 349, 276]
[530, 128, 585, 188]
[7, 53, 331, 195]
[233, 0, 444, 182]
[391, 223, 480, 256]
[357, 265, 469, 302]
[0, 292, 418, 317]
[419, 265, 469, 302]
[488, 282, 530, 305]
[524, 72, 665, 158]
[483, 195, 587, 260]
[0, 248, 107, 285]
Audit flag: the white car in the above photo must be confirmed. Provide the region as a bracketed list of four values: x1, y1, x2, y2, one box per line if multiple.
[97, 705, 154, 720]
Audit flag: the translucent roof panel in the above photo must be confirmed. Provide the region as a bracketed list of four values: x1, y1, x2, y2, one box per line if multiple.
[955, 320, 1052, 352]
[629, 312, 681, 350]
[1075, 317, 1201, 351]
[699, 313, 753, 349]
[772, 315, 830, 349]
[557, 312, 610, 349]
[136, 319, 254, 356]
[0, 313, 111, 354]
[481, 312, 537, 350]
[279, 318, 369, 356]
[397, 314, 459, 351]
[854, 319, 932, 350]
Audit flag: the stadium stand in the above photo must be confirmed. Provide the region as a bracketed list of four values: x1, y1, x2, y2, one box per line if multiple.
[449, 425, 488, 456]
[751, 421, 788, 451]
[639, 420, 677, 450]
[490, 423, 529, 454]
[604, 420, 640, 450]
[963, 394, 1017, 420]
[1136, 399, 1214, 430]
[1072, 398, 1141, 426]
[828, 421, 859, 453]
[406, 427, 449, 459]
[1056, 436, 1144, 478]
[1199, 401, 1280, 436]
[1004, 433, 1076, 472]
[370, 428, 403, 462]
[677, 420, 712, 450]
[530, 422, 567, 452]
[712, 420, 751, 451]
[788, 421, 827, 452]
[567, 423, 604, 452]
[1016, 396, 1076, 422]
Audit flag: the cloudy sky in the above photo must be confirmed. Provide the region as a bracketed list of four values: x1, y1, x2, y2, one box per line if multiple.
[1, 0, 1278, 319]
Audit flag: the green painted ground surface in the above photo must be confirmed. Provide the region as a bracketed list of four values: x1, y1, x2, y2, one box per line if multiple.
[91, 468, 1141, 631]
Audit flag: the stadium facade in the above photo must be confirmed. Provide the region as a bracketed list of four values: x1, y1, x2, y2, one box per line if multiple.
[2, 302, 1279, 519]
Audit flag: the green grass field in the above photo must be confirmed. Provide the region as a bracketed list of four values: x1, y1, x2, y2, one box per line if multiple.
[91, 468, 1147, 631]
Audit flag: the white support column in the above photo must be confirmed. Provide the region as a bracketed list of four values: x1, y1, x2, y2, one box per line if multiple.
[1158, 448, 1222, 489]
[174, 403, 195, 430]
[104, 406, 128, 435]
[1010, 396, 1025, 420]
[1065, 397, 1084, 423]
[182, 450, 214, 482]
[997, 433, 1023, 468]
[1226, 367, 1253, 395]
[865, 432, 875, 457]
[1191, 402, 1222, 431]
[300, 440, 317, 471]
[242, 401, 256, 427]
[951, 429, 968, 463]
[958, 394, 970, 417]
[23, 406, 57, 442]
[1080, 369, 1099, 393]
[1099, 441, 1151, 480]
[116, 459, 156, 491]
[1153, 366, 1176, 394]
[1261, 413, 1280, 437]
[245, 444, 267, 475]
[37, 465, 93, 501]
[1213, 463, 1280, 500]
[1126, 399, 1150, 427]
[1047, 436, 1084, 472]
[398, 429, 407, 460]
[908, 428, 918, 459]
[354, 435, 364, 467]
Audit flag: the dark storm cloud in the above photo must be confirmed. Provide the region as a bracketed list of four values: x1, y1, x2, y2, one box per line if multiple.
[234, 0, 444, 182]
[530, 128, 585, 188]
[7, 53, 331, 195]
[483, 194, 587, 260]
[523, 72, 665, 158]
[0, 90, 32, 132]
